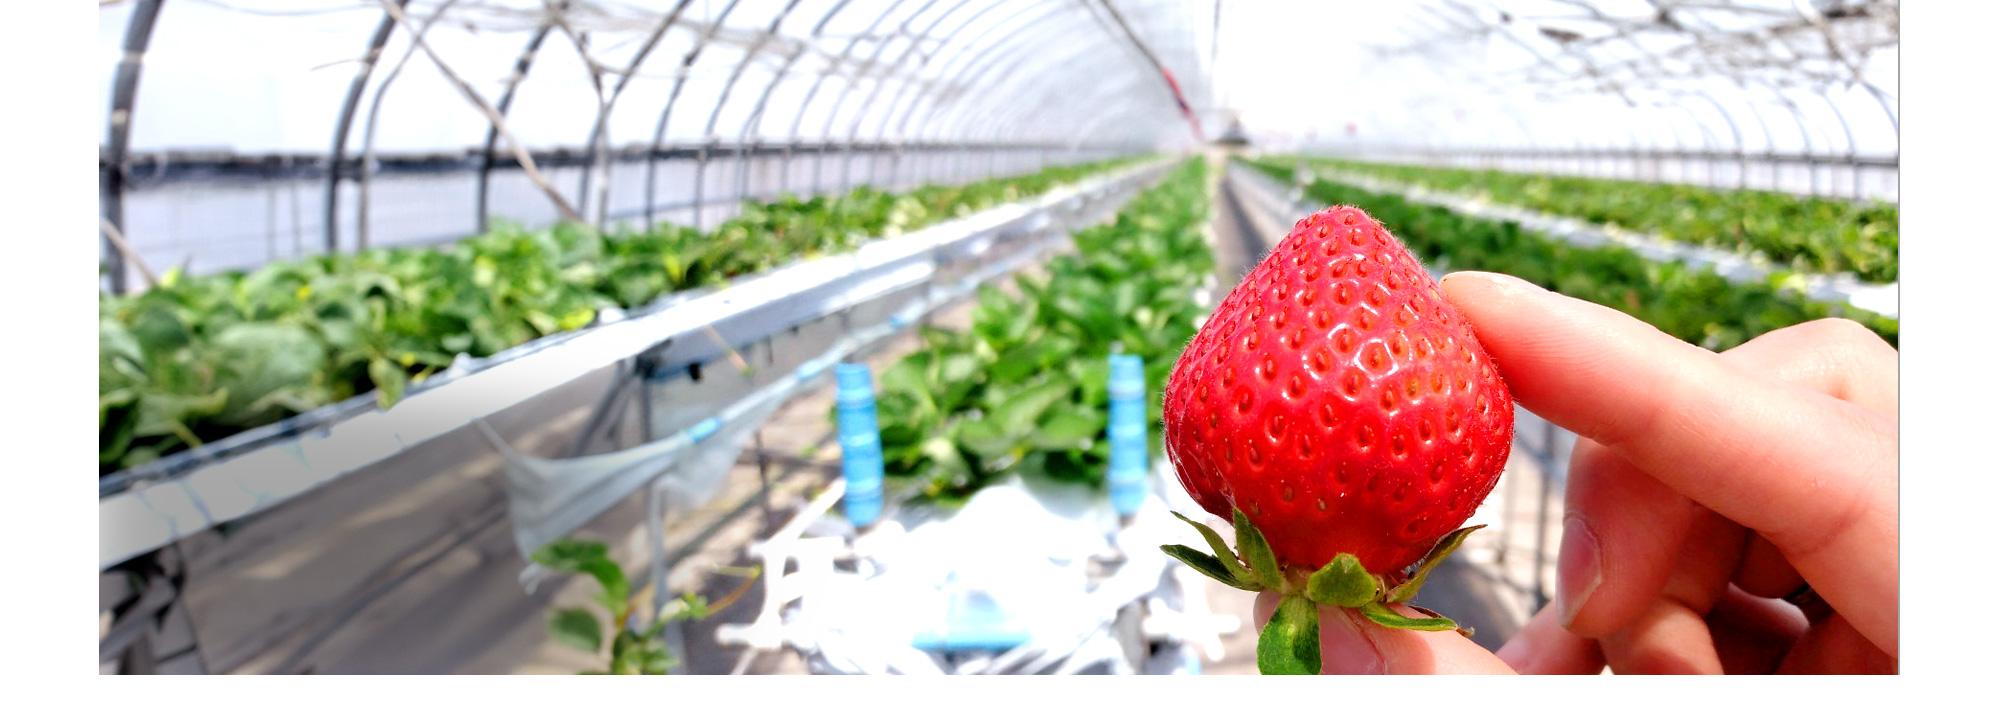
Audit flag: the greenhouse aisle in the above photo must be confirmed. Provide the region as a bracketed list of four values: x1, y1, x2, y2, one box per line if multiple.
[509, 202, 1119, 675]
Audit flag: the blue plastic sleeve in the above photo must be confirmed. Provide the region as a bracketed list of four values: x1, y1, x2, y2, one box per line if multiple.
[684, 416, 722, 443]
[834, 363, 885, 527]
[1107, 354, 1148, 517]
[794, 357, 827, 382]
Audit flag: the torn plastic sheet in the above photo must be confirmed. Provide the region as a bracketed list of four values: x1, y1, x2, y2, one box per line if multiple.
[485, 329, 849, 561]
[728, 468, 1212, 675]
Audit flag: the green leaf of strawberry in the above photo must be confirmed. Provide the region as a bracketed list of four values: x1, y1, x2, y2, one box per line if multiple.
[1305, 553, 1378, 608]
[1258, 593, 1321, 675]
[1161, 544, 1253, 590]
[1357, 601, 1458, 632]
[1170, 511, 1254, 586]
[1233, 508, 1283, 591]
[1384, 524, 1482, 604]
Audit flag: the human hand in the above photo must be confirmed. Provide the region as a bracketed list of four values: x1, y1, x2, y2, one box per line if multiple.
[1249, 271, 1898, 674]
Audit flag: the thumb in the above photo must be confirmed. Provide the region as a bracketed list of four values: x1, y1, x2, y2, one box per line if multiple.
[1253, 592, 1518, 674]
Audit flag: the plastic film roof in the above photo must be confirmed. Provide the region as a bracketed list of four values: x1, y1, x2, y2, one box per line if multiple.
[101, 0, 1896, 159]
[100, 0, 1218, 155]
[1213, 0, 1898, 158]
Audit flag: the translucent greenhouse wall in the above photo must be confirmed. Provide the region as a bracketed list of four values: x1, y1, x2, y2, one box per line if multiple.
[98, 0, 1220, 292]
[102, 2, 1896, 291]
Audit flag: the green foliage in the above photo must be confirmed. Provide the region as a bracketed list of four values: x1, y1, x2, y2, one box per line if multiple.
[1301, 157, 1899, 283]
[863, 159, 1214, 504]
[531, 538, 758, 675]
[97, 159, 1132, 475]
[1243, 160, 1897, 350]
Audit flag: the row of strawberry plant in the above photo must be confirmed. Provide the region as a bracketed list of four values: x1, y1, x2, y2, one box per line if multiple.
[98, 158, 1135, 474]
[1290, 156, 1898, 284]
[1244, 161, 1896, 350]
[864, 158, 1214, 504]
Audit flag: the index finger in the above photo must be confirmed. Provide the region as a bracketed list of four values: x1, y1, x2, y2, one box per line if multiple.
[1438, 272, 1897, 656]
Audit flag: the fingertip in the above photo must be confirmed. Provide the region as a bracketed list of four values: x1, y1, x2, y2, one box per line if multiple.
[1439, 270, 1552, 311]
[1498, 605, 1607, 675]
[1255, 594, 1517, 674]
[1318, 605, 1386, 675]
[1252, 590, 1279, 628]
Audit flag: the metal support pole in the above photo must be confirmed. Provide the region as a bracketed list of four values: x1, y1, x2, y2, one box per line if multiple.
[476, 24, 556, 234]
[326, 1, 411, 256]
[102, 0, 165, 295]
[578, 0, 698, 229]
[644, 0, 744, 232]
[695, 0, 804, 230]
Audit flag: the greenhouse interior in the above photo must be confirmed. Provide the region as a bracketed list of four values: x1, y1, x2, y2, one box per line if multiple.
[93, 0, 1901, 675]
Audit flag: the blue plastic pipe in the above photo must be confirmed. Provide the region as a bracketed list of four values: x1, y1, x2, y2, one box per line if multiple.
[1107, 354, 1149, 517]
[834, 363, 885, 528]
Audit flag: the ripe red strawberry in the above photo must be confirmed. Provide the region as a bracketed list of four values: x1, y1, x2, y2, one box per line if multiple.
[1158, 204, 1514, 674]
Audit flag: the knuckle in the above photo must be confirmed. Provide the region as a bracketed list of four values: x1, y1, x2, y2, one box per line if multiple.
[1796, 318, 1892, 355]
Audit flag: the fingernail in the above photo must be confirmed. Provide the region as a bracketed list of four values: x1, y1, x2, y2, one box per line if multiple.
[1319, 606, 1385, 675]
[1440, 270, 1549, 296]
[1555, 514, 1602, 629]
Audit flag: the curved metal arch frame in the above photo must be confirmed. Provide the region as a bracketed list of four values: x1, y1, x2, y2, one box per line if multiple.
[102, 0, 165, 295]
[915, 18, 1129, 146]
[324, 0, 413, 256]
[862, 0, 1052, 187]
[776, 0, 921, 196]
[967, 34, 1183, 146]
[1816, 88, 1862, 199]
[826, 0, 987, 190]
[931, 38, 1148, 179]
[1735, 89, 1779, 189]
[976, 0, 1192, 146]
[1769, 88, 1831, 197]
[118, 0, 1900, 279]
[730, 0, 860, 199]
[687, 0, 810, 227]
[475, 21, 560, 234]
[876, 0, 1089, 179]
[578, 0, 701, 227]
[827, 0, 1005, 191]
[960, 44, 1176, 157]
[1013, 0, 1199, 135]
[1023, 1, 1205, 144]
[1008, 71, 1176, 157]
[947, 31, 1148, 148]
[641, 0, 748, 231]
[878, 0, 1078, 142]
[805, 0, 952, 192]
[977, 52, 1172, 142]
[1342, 2, 1890, 192]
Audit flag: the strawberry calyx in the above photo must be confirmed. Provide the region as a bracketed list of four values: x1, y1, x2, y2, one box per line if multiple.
[1162, 509, 1484, 675]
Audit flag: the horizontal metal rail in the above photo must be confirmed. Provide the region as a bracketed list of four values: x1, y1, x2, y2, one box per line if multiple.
[1316, 146, 1898, 171]
[97, 159, 1172, 571]
[101, 141, 1136, 188]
